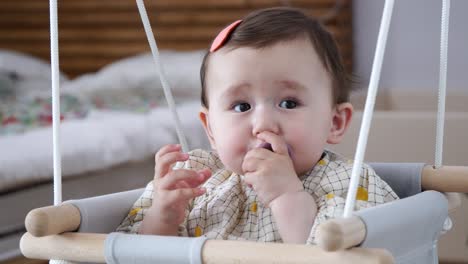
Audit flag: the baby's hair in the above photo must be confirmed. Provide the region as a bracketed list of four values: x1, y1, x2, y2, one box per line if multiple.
[200, 7, 352, 108]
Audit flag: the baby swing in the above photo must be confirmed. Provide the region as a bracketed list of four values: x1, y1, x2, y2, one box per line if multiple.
[19, 0, 468, 263]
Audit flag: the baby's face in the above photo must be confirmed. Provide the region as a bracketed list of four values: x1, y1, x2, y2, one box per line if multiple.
[201, 38, 337, 176]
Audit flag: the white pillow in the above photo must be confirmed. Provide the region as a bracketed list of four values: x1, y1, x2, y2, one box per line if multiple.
[62, 50, 206, 101]
[0, 49, 69, 99]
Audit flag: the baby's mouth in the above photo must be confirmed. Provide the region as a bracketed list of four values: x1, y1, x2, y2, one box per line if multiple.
[258, 142, 273, 151]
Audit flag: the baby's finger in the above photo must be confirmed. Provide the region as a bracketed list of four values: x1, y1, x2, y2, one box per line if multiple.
[192, 169, 212, 186]
[171, 169, 212, 189]
[257, 132, 288, 156]
[242, 156, 260, 173]
[245, 147, 270, 161]
[155, 151, 189, 179]
[243, 173, 257, 188]
[155, 144, 181, 163]
[165, 187, 206, 204]
[174, 181, 190, 189]
[159, 169, 205, 189]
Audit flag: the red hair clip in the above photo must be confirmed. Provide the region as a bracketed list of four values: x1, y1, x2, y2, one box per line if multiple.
[210, 20, 242, 52]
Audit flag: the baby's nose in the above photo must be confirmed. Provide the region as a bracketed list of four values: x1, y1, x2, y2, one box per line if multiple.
[251, 108, 280, 135]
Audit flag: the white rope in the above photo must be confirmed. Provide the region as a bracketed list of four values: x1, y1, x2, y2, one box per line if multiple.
[435, 0, 450, 169]
[136, 0, 189, 153]
[50, 0, 62, 205]
[50, 1, 63, 263]
[343, 0, 394, 218]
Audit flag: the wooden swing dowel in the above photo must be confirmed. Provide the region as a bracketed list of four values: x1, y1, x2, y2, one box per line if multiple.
[25, 203, 81, 237]
[422, 165, 468, 193]
[20, 232, 106, 263]
[20, 232, 393, 264]
[315, 215, 366, 252]
[202, 239, 393, 264]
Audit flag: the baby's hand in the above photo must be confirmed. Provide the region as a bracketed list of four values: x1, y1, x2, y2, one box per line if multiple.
[144, 144, 211, 235]
[242, 132, 303, 206]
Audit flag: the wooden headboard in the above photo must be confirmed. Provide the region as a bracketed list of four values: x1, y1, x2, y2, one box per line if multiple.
[0, 0, 352, 77]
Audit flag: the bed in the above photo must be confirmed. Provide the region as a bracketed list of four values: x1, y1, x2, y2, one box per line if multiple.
[0, 0, 357, 261]
[0, 48, 212, 260]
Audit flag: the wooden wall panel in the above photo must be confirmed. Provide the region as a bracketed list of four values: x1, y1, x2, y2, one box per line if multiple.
[0, 0, 352, 77]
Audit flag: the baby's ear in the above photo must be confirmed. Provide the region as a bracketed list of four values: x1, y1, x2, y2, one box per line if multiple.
[199, 108, 217, 150]
[326, 102, 353, 144]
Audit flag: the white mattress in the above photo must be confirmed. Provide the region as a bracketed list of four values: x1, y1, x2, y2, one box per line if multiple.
[0, 101, 210, 193]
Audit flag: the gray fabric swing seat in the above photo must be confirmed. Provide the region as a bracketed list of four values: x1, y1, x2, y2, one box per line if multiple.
[63, 162, 448, 264]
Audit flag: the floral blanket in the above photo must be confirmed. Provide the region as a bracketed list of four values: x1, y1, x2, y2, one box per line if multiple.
[1, 94, 88, 135]
[0, 92, 167, 135]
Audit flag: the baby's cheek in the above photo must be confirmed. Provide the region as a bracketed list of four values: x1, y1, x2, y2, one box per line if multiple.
[288, 123, 307, 139]
[214, 118, 251, 173]
[287, 129, 322, 173]
[220, 151, 243, 175]
[219, 137, 246, 173]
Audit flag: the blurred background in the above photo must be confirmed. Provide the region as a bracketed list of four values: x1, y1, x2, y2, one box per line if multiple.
[0, 0, 466, 263]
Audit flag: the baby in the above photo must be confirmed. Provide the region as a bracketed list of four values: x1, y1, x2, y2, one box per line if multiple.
[117, 7, 398, 244]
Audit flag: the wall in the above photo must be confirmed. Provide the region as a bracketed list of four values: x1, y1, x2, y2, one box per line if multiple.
[0, 0, 352, 78]
[353, 0, 468, 92]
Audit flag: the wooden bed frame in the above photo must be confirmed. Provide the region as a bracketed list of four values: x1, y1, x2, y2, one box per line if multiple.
[0, 0, 352, 77]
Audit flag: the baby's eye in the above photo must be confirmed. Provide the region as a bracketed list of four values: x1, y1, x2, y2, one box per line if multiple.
[279, 99, 298, 109]
[233, 102, 251, 112]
